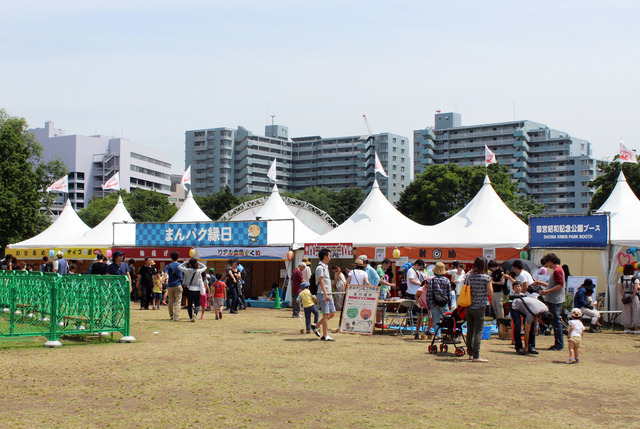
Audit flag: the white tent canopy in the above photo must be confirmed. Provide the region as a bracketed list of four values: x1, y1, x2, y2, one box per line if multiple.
[81, 196, 135, 247]
[255, 184, 320, 247]
[427, 176, 529, 248]
[317, 180, 431, 247]
[168, 190, 212, 223]
[597, 171, 640, 246]
[8, 199, 91, 248]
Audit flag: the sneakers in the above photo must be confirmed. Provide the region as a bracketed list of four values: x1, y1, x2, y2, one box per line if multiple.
[219, 313, 222, 319]
[306, 330, 311, 334]
[321, 335, 335, 341]
[548, 345, 563, 351]
[191, 316, 196, 323]
[527, 348, 539, 355]
[565, 358, 578, 364]
[311, 324, 320, 337]
[516, 349, 527, 356]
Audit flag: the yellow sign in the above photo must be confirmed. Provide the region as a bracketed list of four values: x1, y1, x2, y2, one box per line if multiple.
[10, 247, 109, 260]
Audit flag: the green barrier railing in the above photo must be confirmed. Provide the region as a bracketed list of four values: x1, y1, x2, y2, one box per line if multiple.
[0, 271, 130, 343]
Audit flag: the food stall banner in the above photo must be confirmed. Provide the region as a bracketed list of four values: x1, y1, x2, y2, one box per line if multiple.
[136, 221, 267, 247]
[111, 247, 192, 261]
[195, 246, 289, 260]
[10, 247, 108, 260]
[339, 284, 379, 335]
[304, 243, 353, 259]
[529, 214, 608, 248]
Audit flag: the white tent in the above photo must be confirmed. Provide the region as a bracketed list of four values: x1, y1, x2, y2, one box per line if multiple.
[255, 184, 321, 247]
[596, 171, 640, 313]
[81, 196, 136, 247]
[168, 190, 212, 223]
[317, 180, 430, 246]
[427, 176, 529, 248]
[8, 199, 91, 248]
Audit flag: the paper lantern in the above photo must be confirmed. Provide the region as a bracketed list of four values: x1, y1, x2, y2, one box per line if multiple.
[520, 250, 529, 260]
[286, 250, 294, 260]
[189, 248, 196, 258]
[392, 248, 401, 259]
[618, 266, 625, 273]
[106, 249, 112, 258]
[49, 249, 55, 258]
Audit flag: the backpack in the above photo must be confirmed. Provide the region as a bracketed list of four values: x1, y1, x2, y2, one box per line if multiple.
[309, 273, 317, 295]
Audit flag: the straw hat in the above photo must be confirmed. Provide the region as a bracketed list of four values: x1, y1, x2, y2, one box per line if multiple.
[354, 258, 365, 268]
[433, 262, 447, 275]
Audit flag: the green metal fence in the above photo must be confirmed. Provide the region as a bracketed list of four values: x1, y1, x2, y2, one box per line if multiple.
[0, 271, 130, 342]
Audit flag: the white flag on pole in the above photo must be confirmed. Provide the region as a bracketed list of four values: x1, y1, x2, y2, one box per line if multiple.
[619, 141, 637, 164]
[374, 152, 388, 177]
[180, 166, 191, 189]
[485, 145, 497, 166]
[46, 175, 68, 193]
[267, 158, 277, 182]
[102, 172, 120, 190]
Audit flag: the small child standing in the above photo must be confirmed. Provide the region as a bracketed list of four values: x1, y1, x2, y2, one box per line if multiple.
[566, 308, 585, 364]
[298, 282, 320, 336]
[211, 272, 227, 320]
[152, 271, 163, 310]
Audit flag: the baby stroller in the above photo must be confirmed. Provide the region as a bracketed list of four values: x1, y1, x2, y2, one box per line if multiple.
[427, 306, 469, 357]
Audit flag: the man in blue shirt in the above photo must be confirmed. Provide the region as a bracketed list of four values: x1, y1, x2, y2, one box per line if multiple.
[54, 251, 69, 275]
[163, 251, 183, 321]
[106, 250, 132, 293]
[574, 278, 601, 332]
[359, 255, 380, 287]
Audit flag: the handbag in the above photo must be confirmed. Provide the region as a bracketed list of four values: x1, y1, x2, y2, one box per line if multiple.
[622, 296, 633, 305]
[457, 277, 472, 308]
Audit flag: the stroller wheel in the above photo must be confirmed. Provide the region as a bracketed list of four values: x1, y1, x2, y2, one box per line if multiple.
[460, 347, 466, 356]
[455, 348, 463, 357]
[428, 345, 437, 354]
[440, 344, 448, 353]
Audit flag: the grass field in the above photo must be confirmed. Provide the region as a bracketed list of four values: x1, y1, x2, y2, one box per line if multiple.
[1, 305, 639, 428]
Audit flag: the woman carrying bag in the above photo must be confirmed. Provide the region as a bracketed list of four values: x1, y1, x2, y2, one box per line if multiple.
[179, 258, 208, 323]
[464, 257, 493, 362]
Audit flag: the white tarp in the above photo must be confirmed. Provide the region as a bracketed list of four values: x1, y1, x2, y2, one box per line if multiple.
[81, 196, 135, 247]
[8, 199, 91, 248]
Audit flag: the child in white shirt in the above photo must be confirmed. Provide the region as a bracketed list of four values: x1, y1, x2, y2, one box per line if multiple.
[566, 308, 585, 364]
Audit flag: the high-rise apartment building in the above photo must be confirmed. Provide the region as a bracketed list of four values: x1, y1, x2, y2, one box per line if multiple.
[31, 121, 172, 213]
[414, 112, 599, 214]
[185, 124, 410, 203]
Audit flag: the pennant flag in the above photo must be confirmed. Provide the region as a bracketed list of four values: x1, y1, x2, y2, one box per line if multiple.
[180, 166, 191, 189]
[267, 158, 277, 182]
[619, 141, 637, 164]
[46, 175, 68, 193]
[374, 152, 388, 177]
[102, 172, 120, 191]
[485, 145, 497, 166]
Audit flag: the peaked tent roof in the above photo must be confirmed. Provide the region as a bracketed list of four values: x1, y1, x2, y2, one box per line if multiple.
[427, 176, 528, 248]
[317, 180, 431, 247]
[8, 199, 91, 248]
[597, 171, 640, 246]
[80, 196, 136, 246]
[168, 190, 212, 223]
[255, 184, 320, 247]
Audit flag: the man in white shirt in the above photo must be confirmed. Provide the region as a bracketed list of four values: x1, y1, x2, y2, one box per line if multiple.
[315, 249, 335, 342]
[406, 259, 425, 298]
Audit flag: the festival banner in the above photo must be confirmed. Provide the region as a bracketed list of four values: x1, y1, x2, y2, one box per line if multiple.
[339, 284, 380, 335]
[356, 246, 521, 263]
[529, 214, 608, 248]
[10, 247, 108, 260]
[195, 246, 289, 260]
[304, 243, 353, 259]
[46, 175, 69, 193]
[135, 221, 267, 247]
[110, 247, 192, 261]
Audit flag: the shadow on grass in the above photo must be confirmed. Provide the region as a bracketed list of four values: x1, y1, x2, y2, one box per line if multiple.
[282, 338, 323, 342]
[0, 335, 121, 350]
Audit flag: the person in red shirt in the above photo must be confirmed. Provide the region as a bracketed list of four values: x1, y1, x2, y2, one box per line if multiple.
[291, 262, 305, 318]
[211, 272, 227, 320]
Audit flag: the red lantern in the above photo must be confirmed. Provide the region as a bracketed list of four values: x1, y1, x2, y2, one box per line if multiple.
[287, 250, 294, 260]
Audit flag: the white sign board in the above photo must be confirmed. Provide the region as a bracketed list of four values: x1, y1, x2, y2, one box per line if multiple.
[339, 284, 380, 335]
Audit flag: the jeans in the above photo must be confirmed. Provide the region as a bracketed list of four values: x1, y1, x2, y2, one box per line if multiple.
[140, 286, 149, 309]
[166, 286, 182, 320]
[292, 294, 300, 317]
[546, 302, 564, 349]
[466, 307, 485, 359]
[228, 285, 238, 312]
[431, 305, 448, 335]
[186, 289, 201, 319]
[304, 306, 320, 331]
[511, 308, 535, 351]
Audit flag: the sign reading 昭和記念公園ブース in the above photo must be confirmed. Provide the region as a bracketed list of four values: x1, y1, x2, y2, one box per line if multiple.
[529, 214, 608, 248]
[135, 222, 268, 247]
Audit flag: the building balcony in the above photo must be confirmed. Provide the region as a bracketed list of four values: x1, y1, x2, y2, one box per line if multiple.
[513, 129, 531, 142]
[514, 138, 530, 151]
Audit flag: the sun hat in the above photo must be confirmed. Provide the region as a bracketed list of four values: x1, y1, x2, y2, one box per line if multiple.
[433, 262, 447, 275]
[571, 308, 582, 318]
[354, 258, 365, 268]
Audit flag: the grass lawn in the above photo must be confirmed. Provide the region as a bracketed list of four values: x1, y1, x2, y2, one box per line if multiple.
[1, 304, 639, 428]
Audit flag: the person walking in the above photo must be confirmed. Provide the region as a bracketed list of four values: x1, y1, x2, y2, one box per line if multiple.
[427, 262, 452, 339]
[539, 253, 566, 350]
[619, 264, 640, 334]
[465, 257, 493, 362]
[137, 257, 156, 310]
[332, 265, 347, 311]
[163, 251, 184, 321]
[316, 248, 336, 341]
[291, 262, 305, 318]
[226, 258, 241, 314]
[179, 258, 208, 322]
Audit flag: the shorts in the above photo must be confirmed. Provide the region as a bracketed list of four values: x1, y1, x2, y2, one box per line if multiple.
[152, 292, 162, 300]
[569, 336, 582, 348]
[317, 294, 336, 314]
[213, 297, 225, 310]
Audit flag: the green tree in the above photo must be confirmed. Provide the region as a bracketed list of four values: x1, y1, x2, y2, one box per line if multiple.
[194, 187, 242, 221]
[0, 109, 68, 253]
[396, 163, 543, 224]
[589, 158, 640, 210]
[78, 189, 177, 225]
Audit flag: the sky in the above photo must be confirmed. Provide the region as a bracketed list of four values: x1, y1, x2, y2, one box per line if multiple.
[1, 0, 638, 174]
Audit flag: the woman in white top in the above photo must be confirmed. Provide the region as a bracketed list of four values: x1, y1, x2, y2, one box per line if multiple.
[619, 264, 640, 333]
[179, 258, 208, 322]
[447, 261, 466, 296]
[348, 259, 371, 286]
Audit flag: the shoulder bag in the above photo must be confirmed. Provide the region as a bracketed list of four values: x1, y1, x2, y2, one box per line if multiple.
[457, 275, 472, 308]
